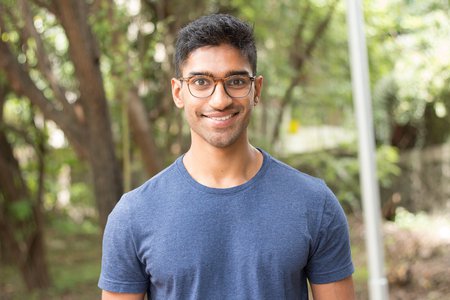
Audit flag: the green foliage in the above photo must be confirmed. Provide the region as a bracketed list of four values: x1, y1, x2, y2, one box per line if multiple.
[352, 260, 368, 283]
[376, 145, 401, 188]
[70, 182, 94, 206]
[368, 0, 450, 145]
[49, 216, 99, 236]
[394, 207, 430, 229]
[8, 198, 33, 221]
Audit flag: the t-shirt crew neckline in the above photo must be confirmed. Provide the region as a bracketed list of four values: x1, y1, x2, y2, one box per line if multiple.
[175, 148, 270, 195]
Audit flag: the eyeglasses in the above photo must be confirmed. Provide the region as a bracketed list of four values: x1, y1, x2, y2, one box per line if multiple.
[178, 74, 255, 99]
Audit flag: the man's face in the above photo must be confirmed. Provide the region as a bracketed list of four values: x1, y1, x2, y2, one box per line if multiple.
[171, 44, 263, 149]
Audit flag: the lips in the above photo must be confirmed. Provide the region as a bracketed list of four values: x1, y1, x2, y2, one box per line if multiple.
[202, 111, 239, 127]
[204, 113, 236, 121]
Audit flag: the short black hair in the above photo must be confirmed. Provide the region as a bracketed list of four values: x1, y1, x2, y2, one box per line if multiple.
[174, 14, 257, 78]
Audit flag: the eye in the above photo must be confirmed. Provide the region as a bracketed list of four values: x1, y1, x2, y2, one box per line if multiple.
[190, 76, 213, 87]
[226, 76, 248, 88]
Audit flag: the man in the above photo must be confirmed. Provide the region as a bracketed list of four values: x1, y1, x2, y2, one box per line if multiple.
[99, 14, 355, 300]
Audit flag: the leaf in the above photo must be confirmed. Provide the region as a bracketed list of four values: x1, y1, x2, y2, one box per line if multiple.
[8, 199, 33, 221]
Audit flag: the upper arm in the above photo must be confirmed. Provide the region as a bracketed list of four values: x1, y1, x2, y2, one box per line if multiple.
[98, 197, 149, 293]
[306, 189, 354, 284]
[310, 275, 355, 300]
[102, 290, 146, 300]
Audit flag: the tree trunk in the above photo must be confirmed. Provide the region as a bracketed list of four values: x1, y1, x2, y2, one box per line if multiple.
[128, 89, 162, 177]
[423, 102, 449, 146]
[53, 0, 123, 228]
[20, 225, 50, 290]
[0, 94, 51, 290]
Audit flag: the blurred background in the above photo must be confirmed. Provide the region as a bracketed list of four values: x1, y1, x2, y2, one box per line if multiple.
[0, 0, 449, 299]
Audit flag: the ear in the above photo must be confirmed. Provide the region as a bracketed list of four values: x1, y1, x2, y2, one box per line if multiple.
[171, 78, 184, 108]
[254, 75, 263, 104]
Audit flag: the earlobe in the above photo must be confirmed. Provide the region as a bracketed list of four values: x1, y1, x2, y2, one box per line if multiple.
[255, 75, 263, 103]
[171, 78, 185, 108]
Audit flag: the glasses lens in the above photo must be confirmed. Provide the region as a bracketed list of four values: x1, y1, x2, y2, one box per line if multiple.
[224, 75, 252, 98]
[187, 76, 215, 98]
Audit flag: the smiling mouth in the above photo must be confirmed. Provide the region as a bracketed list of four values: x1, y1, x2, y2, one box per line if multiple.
[203, 112, 239, 121]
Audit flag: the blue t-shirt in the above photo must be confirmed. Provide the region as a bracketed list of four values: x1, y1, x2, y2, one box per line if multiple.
[98, 149, 354, 299]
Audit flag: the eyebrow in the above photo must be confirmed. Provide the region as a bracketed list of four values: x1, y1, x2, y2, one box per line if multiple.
[186, 70, 251, 77]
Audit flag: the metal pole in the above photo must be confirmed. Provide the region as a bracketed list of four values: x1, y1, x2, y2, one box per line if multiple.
[345, 0, 389, 299]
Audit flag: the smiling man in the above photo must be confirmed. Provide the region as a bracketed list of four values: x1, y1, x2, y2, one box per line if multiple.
[98, 14, 355, 300]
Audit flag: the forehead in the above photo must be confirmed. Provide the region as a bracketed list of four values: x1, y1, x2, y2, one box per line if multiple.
[181, 44, 251, 76]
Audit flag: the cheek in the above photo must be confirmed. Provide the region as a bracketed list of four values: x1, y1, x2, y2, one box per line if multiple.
[244, 97, 255, 109]
[183, 104, 199, 121]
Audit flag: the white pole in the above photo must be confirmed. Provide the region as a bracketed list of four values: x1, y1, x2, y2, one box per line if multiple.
[345, 0, 389, 299]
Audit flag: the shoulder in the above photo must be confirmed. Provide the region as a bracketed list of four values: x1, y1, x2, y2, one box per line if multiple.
[263, 150, 330, 196]
[133, 159, 181, 196]
[110, 159, 182, 217]
[262, 150, 344, 222]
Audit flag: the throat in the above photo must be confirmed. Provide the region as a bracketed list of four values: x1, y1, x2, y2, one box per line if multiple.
[182, 145, 263, 189]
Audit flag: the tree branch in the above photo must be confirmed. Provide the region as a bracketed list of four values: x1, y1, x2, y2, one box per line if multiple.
[271, 0, 339, 144]
[127, 88, 162, 176]
[30, 0, 56, 15]
[304, 0, 339, 59]
[53, 1, 106, 112]
[289, 1, 312, 65]
[19, 0, 78, 121]
[0, 37, 88, 159]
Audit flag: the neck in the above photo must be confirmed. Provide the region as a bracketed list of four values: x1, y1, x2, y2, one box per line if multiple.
[183, 138, 263, 188]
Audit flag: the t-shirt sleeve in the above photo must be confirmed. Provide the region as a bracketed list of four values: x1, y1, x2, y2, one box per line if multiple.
[98, 194, 149, 293]
[306, 186, 354, 284]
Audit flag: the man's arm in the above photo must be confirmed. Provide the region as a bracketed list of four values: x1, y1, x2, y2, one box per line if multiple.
[310, 275, 355, 300]
[102, 290, 146, 300]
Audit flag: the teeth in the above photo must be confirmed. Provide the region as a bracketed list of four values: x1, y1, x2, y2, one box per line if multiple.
[209, 114, 234, 121]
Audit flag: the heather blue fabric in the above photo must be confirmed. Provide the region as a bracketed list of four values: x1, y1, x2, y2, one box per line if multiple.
[98, 149, 354, 299]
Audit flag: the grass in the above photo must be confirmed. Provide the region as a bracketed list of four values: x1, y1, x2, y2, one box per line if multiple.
[0, 217, 102, 300]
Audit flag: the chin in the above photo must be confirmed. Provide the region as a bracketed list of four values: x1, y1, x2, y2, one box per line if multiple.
[205, 133, 243, 149]
[207, 139, 235, 148]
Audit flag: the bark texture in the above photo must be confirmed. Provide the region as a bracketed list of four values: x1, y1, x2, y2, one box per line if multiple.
[0, 89, 50, 290]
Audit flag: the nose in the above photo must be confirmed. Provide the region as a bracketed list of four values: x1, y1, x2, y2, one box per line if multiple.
[208, 82, 232, 110]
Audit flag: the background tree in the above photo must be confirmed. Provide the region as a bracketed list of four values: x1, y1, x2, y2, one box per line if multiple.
[0, 80, 50, 290]
[0, 0, 122, 230]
